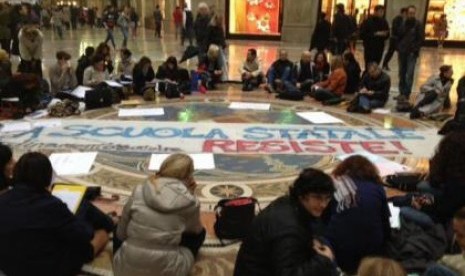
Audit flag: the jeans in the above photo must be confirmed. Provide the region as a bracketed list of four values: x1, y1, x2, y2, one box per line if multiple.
[398, 52, 418, 98]
[313, 88, 339, 102]
[105, 28, 116, 48]
[400, 207, 435, 228]
[121, 27, 129, 48]
[358, 95, 385, 110]
[424, 264, 459, 276]
[382, 38, 397, 67]
[267, 67, 292, 91]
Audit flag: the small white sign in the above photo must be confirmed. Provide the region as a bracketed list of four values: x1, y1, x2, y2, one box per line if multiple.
[105, 80, 123, 88]
[71, 86, 93, 98]
[149, 153, 216, 171]
[0, 122, 32, 133]
[118, 108, 165, 117]
[229, 102, 271, 111]
[296, 112, 344, 124]
[389, 203, 401, 229]
[49, 152, 98, 176]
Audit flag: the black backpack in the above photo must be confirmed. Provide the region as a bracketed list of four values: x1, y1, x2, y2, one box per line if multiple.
[214, 197, 260, 243]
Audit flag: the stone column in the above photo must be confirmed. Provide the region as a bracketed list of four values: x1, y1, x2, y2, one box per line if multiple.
[281, 0, 319, 44]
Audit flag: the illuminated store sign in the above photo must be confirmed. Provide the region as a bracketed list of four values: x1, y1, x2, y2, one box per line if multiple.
[228, 0, 281, 36]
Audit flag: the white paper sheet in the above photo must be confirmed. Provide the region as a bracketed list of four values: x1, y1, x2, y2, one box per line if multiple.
[32, 119, 62, 129]
[52, 190, 82, 213]
[25, 109, 49, 119]
[71, 86, 93, 98]
[149, 153, 216, 171]
[337, 151, 411, 177]
[49, 152, 98, 176]
[105, 80, 123, 88]
[373, 108, 391, 115]
[0, 122, 32, 133]
[296, 112, 344, 124]
[229, 102, 271, 111]
[118, 108, 165, 117]
[388, 203, 401, 229]
[120, 81, 133, 85]
[2, 97, 19, 102]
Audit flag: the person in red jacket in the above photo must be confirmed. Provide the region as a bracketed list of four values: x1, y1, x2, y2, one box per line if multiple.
[311, 55, 347, 105]
[173, 6, 183, 40]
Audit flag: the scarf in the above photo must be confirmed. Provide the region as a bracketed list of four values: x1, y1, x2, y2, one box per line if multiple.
[333, 175, 358, 213]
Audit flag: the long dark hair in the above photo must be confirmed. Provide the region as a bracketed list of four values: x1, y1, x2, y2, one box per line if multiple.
[136, 56, 151, 70]
[13, 152, 53, 191]
[0, 144, 12, 190]
[429, 132, 465, 187]
[333, 155, 383, 184]
[289, 168, 335, 202]
[164, 56, 178, 70]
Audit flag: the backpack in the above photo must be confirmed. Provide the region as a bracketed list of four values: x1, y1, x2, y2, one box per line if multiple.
[385, 172, 425, 192]
[214, 197, 260, 243]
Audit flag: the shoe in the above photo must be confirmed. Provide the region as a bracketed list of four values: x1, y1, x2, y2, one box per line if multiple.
[410, 108, 422, 119]
[199, 85, 207, 94]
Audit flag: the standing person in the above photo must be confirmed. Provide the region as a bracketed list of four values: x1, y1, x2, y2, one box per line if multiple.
[382, 8, 407, 71]
[181, 2, 194, 46]
[88, 6, 95, 28]
[0, 3, 11, 54]
[331, 4, 355, 55]
[10, 4, 30, 57]
[113, 154, 205, 276]
[117, 6, 130, 49]
[129, 7, 138, 39]
[206, 15, 227, 81]
[310, 12, 331, 52]
[103, 5, 117, 49]
[397, 5, 424, 101]
[70, 5, 78, 29]
[49, 51, 77, 95]
[153, 5, 163, 38]
[359, 5, 390, 70]
[234, 168, 336, 276]
[434, 14, 448, 49]
[173, 6, 183, 40]
[52, 7, 64, 39]
[18, 25, 43, 78]
[62, 5, 71, 29]
[194, 2, 210, 52]
[327, 155, 391, 274]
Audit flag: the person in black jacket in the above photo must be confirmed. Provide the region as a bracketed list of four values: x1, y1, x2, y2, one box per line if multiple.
[277, 51, 313, 101]
[397, 5, 424, 100]
[234, 168, 337, 276]
[310, 12, 331, 52]
[76, 46, 95, 85]
[155, 56, 191, 95]
[132, 56, 155, 95]
[265, 49, 294, 94]
[348, 63, 391, 113]
[359, 5, 390, 70]
[331, 4, 356, 55]
[0, 143, 13, 192]
[343, 51, 361, 94]
[194, 2, 210, 53]
[0, 152, 113, 276]
[382, 7, 407, 71]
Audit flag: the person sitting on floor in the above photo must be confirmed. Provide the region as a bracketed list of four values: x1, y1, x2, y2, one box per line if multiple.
[410, 65, 454, 119]
[348, 63, 391, 113]
[95, 42, 114, 74]
[49, 50, 78, 95]
[358, 257, 407, 276]
[275, 50, 314, 101]
[234, 168, 337, 276]
[83, 54, 111, 87]
[197, 44, 223, 93]
[311, 55, 347, 105]
[326, 155, 391, 274]
[264, 49, 294, 94]
[0, 143, 14, 194]
[240, 48, 263, 92]
[343, 51, 362, 95]
[155, 56, 191, 96]
[424, 207, 465, 276]
[0, 152, 113, 276]
[0, 49, 12, 95]
[116, 48, 135, 78]
[76, 46, 95, 85]
[114, 153, 206, 276]
[132, 56, 155, 96]
[18, 24, 43, 78]
[313, 51, 330, 83]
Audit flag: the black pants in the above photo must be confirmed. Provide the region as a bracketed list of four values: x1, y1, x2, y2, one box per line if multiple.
[364, 45, 384, 69]
[76, 200, 114, 233]
[180, 228, 206, 257]
[382, 38, 397, 67]
[155, 22, 162, 37]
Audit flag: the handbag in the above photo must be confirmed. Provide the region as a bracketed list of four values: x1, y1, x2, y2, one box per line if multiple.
[385, 172, 425, 192]
[214, 197, 260, 243]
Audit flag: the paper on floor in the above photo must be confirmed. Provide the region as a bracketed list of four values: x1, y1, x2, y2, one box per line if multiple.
[229, 102, 271, 111]
[149, 153, 216, 171]
[52, 184, 87, 214]
[105, 80, 124, 88]
[0, 122, 32, 133]
[296, 112, 344, 124]
[49, 152, 98, 176]
[118, 108, 165, 117]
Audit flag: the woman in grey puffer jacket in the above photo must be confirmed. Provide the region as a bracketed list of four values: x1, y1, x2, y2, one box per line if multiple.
[113, 154, 205, 276]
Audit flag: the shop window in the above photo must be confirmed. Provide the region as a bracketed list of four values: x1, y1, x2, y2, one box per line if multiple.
[426, 0, 465, 41]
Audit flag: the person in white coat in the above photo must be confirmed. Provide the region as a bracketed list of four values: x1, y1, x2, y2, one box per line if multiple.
[113, 153, 205, 276]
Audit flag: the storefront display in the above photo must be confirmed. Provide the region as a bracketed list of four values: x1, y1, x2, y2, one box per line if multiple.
[320, 0, 385, 26]
[226, 0, 282, 38]
[425, 0, 465, 41]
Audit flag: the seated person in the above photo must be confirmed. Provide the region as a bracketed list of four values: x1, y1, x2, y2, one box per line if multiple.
[0, 49, 12, 95]
[95, 42, 114, 74]
[0, 143, 14, 193]
[76, 46, 95, 85]
[410, 65, 454, 119]
[458, 74, 465, 101]
[358, 257, 407, 276]
[49, 51, 78, 95]
[311, 56, 347, 104]
[116, 48, 135, 78]
[0, 152, 113, 276]
[234, 168, 337, 276]
[114, 154, 205, 276]
[240, 48, 263, 92]
[155, 56, 191, 95]
[343, 51, 361, 94]
[312, 51, 330, 83]
[197, 44, 223, 93]
[424, 207, 465, 276]
[83, 54, 111, 87]
[18, 25, 43, 78]
[348, 63, 391, 113]
[327, 156, 391, 274]
[264, 49, 294, 93]
[292, 50, 316, 94]
[132, 56, 155, 96]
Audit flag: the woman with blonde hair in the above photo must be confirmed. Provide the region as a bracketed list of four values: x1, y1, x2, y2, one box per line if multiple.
[311, 55, 347, 105]
[113, 153, 205, 276]
[358, 257, 406, 276]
